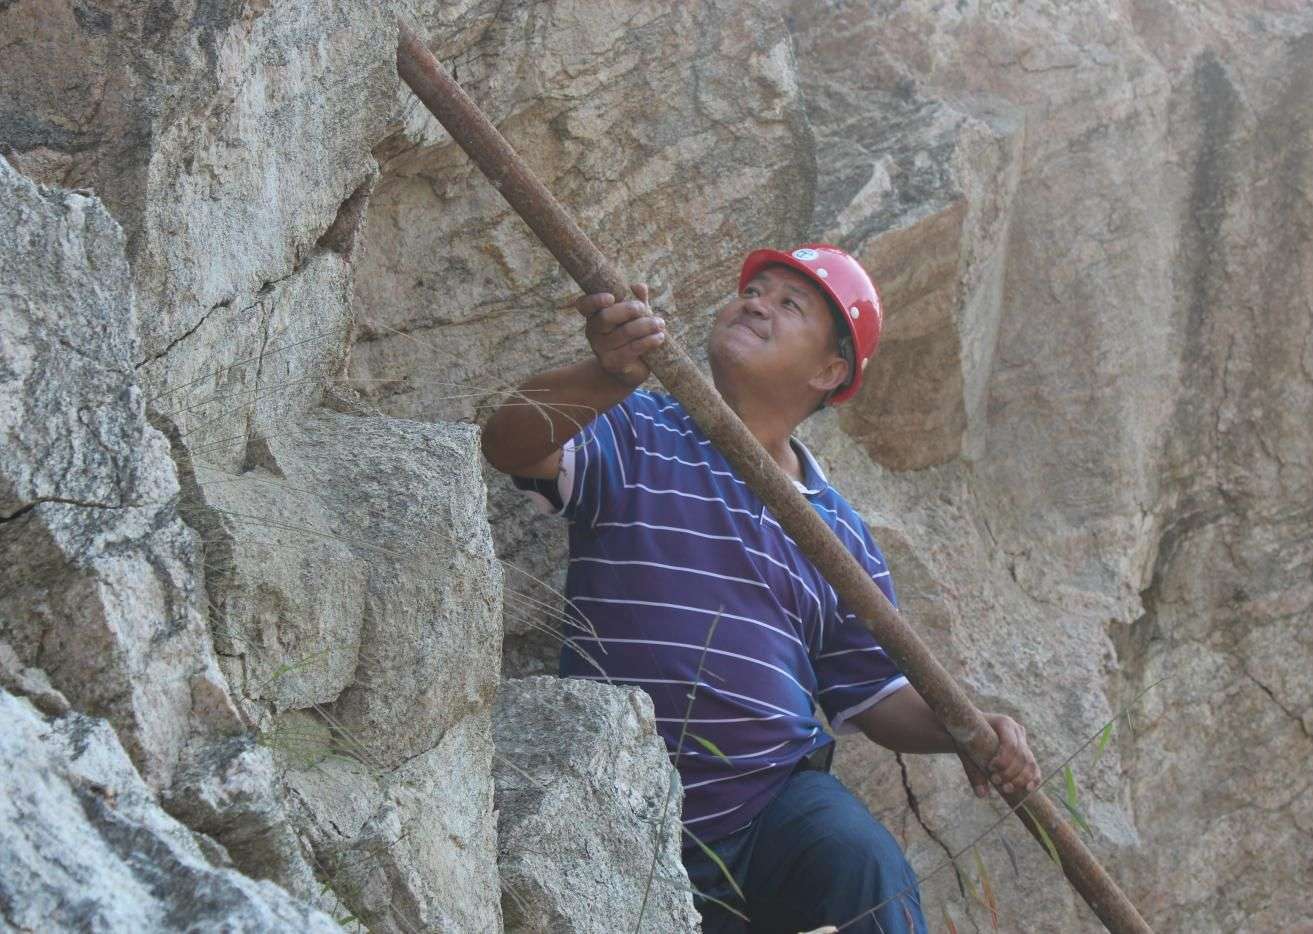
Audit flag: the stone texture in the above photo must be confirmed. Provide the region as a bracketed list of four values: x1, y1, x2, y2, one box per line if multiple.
[278, 709, 500, 934]
[493, 676, 700, 934]
[0, 688, 339, 933]
[162, 735, 320, 903]
[190, 409, 503, 763]
[4, 0, 1313, 931]
[350, 0, 812, 426]
[182, 407, 505, 930]
[2, 5, 508, 919]
[787, 3, 1313, 931]
[0, 157, 241, 792]
[0, 638, 71, 717]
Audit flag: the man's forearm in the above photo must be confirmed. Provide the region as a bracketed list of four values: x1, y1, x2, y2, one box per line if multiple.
[849, 684, 957, 754]
[481, 358, 632, 474]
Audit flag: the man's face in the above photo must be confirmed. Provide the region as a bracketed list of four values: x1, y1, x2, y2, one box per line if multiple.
[707, 264, 847, 407]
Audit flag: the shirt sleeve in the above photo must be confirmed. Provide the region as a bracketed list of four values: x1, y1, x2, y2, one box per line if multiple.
[510, 396, 635, 528]
[812, 519, 909, 734]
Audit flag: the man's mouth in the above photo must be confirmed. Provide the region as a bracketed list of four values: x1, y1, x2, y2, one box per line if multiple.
[730, 318, 768, 340]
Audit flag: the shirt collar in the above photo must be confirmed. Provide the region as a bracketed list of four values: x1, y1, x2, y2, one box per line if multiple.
[789, 438, 828, 496]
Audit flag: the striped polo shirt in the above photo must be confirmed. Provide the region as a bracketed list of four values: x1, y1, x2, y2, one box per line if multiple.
[514, 390, 907, 845]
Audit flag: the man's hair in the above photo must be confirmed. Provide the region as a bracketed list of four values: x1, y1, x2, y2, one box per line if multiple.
[816, 298, 854, 412]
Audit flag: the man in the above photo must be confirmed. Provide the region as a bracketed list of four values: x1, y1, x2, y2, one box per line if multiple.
[481, 244, 1040, 933]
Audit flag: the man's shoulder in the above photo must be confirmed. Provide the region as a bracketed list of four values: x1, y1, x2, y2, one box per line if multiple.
[810, 480, 891, 569]
[815, 482, 867, 531]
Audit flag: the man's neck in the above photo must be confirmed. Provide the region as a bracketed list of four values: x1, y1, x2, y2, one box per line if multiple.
[722, 392, 806, 482]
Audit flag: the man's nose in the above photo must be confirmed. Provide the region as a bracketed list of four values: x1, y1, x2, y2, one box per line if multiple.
[742, 296, 769, 318]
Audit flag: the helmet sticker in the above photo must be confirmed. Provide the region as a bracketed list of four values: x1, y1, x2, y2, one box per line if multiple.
[791, 248, 819, 262]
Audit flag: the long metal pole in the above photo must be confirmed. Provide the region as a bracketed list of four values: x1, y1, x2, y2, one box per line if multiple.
[396, 23, 1152, 934]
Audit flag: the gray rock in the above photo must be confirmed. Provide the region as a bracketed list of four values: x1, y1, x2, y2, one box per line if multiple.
[0, 158, 241, 792]
[790, 3, 1313, 930]
[281, 709, 502, 934]
[494, 676, 701, 934]
[192, 409, 503, 767]
[185, 407, 505, 929]
[0, 688, 340, 933]
[163, 736, 321, 903]
[0, 639, 70, 716]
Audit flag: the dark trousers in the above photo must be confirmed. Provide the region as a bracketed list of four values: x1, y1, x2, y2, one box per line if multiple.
[683, 770, 928, 934]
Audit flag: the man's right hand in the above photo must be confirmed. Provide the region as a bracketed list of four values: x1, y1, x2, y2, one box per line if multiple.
[576, 282, 666, 389]
[481, 284, 665, 478]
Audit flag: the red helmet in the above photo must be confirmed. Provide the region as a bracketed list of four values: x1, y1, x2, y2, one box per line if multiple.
[737, 243, 883, 405]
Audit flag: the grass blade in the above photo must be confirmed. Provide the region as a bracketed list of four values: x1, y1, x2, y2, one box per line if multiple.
[688, 886, 750, 923]
[998, 835, 1020, 879]
[973, 848, 1000, 930]
[1093, 720, 1115, 766]
[941, 902, 959, 934]
[680, 825, 746, 903]
[1023, 804, 1062, 868]
[1060, 765, 1093, 837]
[687, 732, 732, 764]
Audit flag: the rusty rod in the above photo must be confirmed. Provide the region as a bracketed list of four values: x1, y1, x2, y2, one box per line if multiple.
[396, 22, 1152, 934]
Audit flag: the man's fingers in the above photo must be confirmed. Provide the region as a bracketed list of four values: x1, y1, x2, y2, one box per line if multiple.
[987, 721, 1043, 794]
[990, 743, 1026, 790]
[594, 313, 665, 350]
[986, 717, 1025, 793]
[588, 300, 653, 336]
[628, 331, 666, 356]
[630, 281, 649, 303]
[957, 750, 991, 799]
[601, 329, 666, 368]
[575, 292, 615, 318]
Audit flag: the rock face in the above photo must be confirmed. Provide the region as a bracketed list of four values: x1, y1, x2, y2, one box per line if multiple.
[494, 677, 700, 934]
[3, 0, 1312, 932]
[2, 1, 508, 923]
[0, 157, 241, 793]
[789, 5, 1313, 931]
[0, 688, 340, 933]
[188, 406, 505, 933]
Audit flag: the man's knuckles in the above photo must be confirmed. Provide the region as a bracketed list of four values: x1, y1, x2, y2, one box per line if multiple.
[591, 301, 651, 335]
[597, 317, 661, 352]
[575, 292, 615, 317]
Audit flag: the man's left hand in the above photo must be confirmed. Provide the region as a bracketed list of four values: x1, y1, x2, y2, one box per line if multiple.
[956, 713, 1041, 799]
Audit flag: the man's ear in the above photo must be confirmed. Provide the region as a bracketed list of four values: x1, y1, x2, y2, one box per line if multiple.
[807, 354, 850, 395]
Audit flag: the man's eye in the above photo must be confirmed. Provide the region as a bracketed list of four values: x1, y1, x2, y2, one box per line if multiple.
[784, 298, 799, 311]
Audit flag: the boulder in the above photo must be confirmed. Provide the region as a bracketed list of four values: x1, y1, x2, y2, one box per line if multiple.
[185, 406, 505, 930]
[0, 688, 339, 933]
[0, 157, 240, 792]
[280, 709, 501, 934]
[494, 676, 701, 934]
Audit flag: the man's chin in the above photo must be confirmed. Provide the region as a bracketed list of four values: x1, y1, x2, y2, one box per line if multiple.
[709, 326, 761, 365]
[708, 340, 762, 402]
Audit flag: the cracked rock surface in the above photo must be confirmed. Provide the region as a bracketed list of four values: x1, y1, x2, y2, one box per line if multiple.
[0, 688, 340, 933]
[494, 677, 700, 934]
[1, 157, 241, 793]
[3, 0, 1311, 931]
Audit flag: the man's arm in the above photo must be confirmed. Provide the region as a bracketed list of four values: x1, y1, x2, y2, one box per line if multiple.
[849, 684, 1041, 798]
[481, 285, 665, 478]
[481, 359, 631, 478]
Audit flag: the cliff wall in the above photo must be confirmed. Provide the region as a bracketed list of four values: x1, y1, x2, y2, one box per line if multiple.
[2, 1, 1310, 931]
